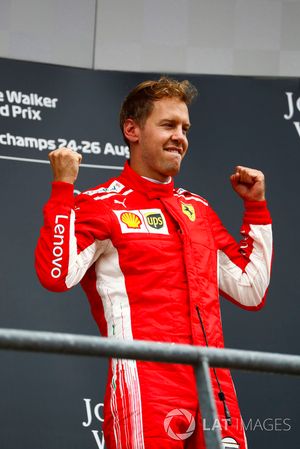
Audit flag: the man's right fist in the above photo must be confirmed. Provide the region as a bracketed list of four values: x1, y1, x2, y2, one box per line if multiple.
[48, 148, 82, 184]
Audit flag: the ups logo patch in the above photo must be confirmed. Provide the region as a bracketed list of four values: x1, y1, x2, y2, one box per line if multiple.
[145, 213, 164, 229]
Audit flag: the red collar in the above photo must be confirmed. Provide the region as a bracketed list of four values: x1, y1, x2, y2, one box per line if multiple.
[118, 162, 174, 199]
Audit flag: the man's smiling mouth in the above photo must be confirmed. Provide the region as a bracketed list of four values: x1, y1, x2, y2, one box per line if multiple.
[164, 146, 183, 155]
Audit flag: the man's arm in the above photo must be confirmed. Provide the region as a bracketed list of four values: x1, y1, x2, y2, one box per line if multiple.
[35, 148, 110, 292]
[209, 166, 273, 310]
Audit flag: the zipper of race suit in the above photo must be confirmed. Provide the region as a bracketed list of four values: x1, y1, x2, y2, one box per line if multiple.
[196, 305, 232, 425]
[165, 201, 232, 425]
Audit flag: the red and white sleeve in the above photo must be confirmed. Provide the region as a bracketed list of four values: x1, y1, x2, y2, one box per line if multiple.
[208, 201, 273, 310]
[35, 182, 111, 292]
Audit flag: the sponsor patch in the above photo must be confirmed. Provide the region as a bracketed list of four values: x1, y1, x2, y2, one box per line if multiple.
[113, 209, 169, 234]
[84, 180, 124, 196]
[221, 437, 239, 449]
[181, 202, 196, 222]
[145, 212, 164, 230]
[121, 212, 141, 229]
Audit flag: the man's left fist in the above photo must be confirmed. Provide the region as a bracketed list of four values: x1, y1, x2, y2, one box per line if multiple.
[230, 166, 265, 201]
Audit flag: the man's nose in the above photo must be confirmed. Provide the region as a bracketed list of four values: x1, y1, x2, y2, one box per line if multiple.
[171, 127, 186, 142]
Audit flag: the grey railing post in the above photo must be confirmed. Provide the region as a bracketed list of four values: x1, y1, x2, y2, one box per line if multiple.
[195, 358, 223, 449]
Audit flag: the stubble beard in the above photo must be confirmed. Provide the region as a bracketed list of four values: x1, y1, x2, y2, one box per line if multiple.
[160, 158, 182, 178]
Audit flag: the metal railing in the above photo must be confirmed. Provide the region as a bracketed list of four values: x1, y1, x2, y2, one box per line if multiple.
[0, 328, 299, 449]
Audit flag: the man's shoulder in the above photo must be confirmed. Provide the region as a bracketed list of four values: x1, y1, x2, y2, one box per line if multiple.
[174, 187, 209, 207]
[80, 177, 126, 200]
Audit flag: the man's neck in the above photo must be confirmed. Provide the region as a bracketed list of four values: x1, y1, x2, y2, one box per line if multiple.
[141, 175, 172, 184]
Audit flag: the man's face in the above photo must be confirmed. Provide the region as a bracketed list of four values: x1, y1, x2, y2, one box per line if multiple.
[130, 97, 190, 182]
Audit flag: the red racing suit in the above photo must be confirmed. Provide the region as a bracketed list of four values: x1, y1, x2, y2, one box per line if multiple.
[35, 162, 273, 449]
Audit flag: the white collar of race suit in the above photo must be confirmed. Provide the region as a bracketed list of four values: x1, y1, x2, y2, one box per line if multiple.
[142, 176, 172, 185]
[118, 162, 175, 199]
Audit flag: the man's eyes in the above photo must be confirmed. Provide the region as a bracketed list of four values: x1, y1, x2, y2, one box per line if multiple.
[162, 123, 190, 134]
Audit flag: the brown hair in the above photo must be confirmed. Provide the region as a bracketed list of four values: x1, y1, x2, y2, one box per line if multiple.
[120, 77, 198, 145]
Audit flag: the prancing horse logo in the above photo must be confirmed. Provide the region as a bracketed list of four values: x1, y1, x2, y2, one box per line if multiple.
[181, 202, 196, 222]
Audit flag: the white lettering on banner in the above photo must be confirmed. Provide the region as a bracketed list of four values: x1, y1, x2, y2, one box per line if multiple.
[0, 90, 58, 122]
[82, 398, 106, 448]
[91, 430, 105, 449]
[5, 90, 58, 108]
[0, 133, 56, 150]
[51, 215, 68, 278]
[0, 104, 9, 116]
[94, 403, 105, 423]
[11, 105, 41, 120]
[82, 398, 93, 427]
[104, 142, 130, 158]
[284, 92, 300, 138]
[82, 398, 104, 426]
[293, 121, 300, 138]
[0, 132, 128, 159]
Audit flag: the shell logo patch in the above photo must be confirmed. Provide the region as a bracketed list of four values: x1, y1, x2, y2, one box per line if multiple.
[113, 209, 169, 234]
[121, 212, 141, 229]
[181, 202, 196, 222]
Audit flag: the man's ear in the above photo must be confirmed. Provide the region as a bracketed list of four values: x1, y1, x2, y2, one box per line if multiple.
[123, 119, 140, 144]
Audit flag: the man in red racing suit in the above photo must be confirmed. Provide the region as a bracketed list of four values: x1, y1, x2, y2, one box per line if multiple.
[35, 78, 272, 449]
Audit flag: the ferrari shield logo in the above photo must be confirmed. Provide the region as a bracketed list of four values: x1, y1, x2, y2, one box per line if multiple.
[181, 202, 196, 222]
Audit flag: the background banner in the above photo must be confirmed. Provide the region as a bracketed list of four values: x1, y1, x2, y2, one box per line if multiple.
[0, 57, 299, 449]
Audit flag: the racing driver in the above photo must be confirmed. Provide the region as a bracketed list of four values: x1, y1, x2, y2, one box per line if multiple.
[35, 77, 273, 449]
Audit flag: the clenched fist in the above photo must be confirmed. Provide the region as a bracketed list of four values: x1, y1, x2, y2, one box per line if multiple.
[49, 148, 82, 184]
[230, 166, 265, 201]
